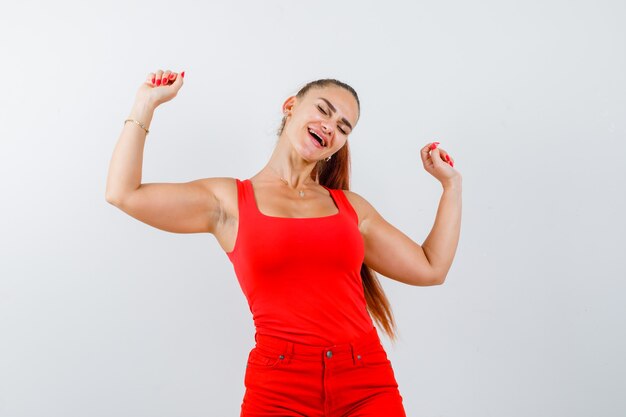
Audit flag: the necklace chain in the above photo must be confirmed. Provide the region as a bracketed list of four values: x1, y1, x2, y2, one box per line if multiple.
[279, 177, 306, 197]
[269, 166, 309, 198]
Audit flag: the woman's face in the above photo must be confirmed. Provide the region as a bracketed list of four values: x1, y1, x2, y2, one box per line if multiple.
[282, 85, 359, 162]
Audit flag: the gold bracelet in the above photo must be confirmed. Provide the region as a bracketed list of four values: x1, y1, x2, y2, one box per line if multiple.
[124, 118, 149, 135]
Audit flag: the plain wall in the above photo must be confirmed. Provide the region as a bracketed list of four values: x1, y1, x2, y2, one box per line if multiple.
[1, 0, 624, 416]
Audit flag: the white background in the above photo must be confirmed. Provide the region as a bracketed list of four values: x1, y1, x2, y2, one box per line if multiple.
[1, 0, 625, 416]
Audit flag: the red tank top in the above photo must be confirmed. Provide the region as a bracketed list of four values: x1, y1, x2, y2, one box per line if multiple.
[225, 178, 374, 346]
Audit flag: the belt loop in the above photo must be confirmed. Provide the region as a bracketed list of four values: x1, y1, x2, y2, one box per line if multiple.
[349, 342, 355, 365]
[349, 342, 359, 366]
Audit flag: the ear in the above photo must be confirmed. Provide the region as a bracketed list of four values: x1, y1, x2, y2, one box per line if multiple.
[282, 95, 297, 114]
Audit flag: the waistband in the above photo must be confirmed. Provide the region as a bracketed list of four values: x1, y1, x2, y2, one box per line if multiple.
[253, 326, 382, 361]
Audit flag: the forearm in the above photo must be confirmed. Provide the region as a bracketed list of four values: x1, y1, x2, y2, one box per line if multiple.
[422, 181, 462, 283]
[105, 99, 156, 203]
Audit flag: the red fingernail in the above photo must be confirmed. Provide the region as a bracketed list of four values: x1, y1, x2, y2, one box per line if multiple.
[429, 143, 438, 150]
[156, 79, 161, 86]
[169, 73, 175, 79]
[181, 71, 185, 78]
[151, 77, 155, 84]
[445, 155, 450, 161]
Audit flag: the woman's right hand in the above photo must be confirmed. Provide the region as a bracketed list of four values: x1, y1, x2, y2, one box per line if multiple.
[135, 69, 185, 108]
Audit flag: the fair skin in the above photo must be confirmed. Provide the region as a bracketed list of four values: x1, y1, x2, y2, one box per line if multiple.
[106, 69, 462, 287]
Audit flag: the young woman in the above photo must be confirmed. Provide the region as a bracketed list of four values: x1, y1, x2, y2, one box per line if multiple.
[106, 70, 462, 416]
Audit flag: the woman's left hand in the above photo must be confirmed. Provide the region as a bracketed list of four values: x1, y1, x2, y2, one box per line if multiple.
[420, 142, 462, 188]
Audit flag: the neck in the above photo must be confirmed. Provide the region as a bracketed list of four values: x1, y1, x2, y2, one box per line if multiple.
[263, 140, 319, 189]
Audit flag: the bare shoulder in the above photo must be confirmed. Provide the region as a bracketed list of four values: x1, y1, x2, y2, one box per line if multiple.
[339, 189, 376, 229]
[196, 176, 237, 196]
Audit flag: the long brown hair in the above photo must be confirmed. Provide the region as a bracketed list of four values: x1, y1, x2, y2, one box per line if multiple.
[277, 79, 399, 344]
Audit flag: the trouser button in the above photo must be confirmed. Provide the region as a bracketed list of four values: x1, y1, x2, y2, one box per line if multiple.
[326, 350, 333, 358]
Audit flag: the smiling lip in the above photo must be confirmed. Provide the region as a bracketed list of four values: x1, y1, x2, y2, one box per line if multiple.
[309, 134, 323, 149]
[308, 127, 329, 147]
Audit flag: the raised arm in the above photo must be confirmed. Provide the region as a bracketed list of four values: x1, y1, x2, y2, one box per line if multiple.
[105, 69, 224, 234]
[345, 190, 441, 286]
[345, 141, 462, 286]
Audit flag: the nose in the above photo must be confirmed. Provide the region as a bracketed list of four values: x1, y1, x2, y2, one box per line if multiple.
[321, 123, 332, 136]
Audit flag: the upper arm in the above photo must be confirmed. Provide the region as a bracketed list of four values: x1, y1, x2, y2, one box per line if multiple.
[343, 190, 441, 286]
[107, 177, 231, 234]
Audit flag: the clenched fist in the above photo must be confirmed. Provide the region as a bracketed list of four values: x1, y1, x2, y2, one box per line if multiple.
[420, 141, 462, 188]
[135, 69, 185, 108]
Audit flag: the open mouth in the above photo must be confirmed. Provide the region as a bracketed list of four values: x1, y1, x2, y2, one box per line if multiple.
[308, 128, 326, 147]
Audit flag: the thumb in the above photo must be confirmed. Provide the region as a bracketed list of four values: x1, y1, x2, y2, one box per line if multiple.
[430, 147, 444, 167]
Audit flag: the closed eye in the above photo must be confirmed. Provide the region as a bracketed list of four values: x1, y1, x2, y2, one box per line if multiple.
[317, 105, 348, 135]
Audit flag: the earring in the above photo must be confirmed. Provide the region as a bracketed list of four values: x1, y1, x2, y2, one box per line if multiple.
[324, 155, 332, 161]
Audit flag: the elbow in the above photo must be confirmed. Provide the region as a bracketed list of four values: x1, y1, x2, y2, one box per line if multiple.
[105, 191, 124, 207]
[105, 183, 119, 205]
[433, 276, 446, 286]
[430, 269, 446, 286]
[409, 271, 445, 287]
[106, 182, 140, 206]
[105, 186, 135, 207]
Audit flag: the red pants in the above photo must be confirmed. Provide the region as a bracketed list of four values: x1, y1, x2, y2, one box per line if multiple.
[240, 326, 407, 416]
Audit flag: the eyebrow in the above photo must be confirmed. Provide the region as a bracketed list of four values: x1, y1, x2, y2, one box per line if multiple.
[318, 97, 354, 131]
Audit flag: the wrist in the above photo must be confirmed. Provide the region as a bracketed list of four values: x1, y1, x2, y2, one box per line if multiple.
[132, 97, 157, 113]
[128, 99, 156, 126]
[442, 177, 462, 191]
